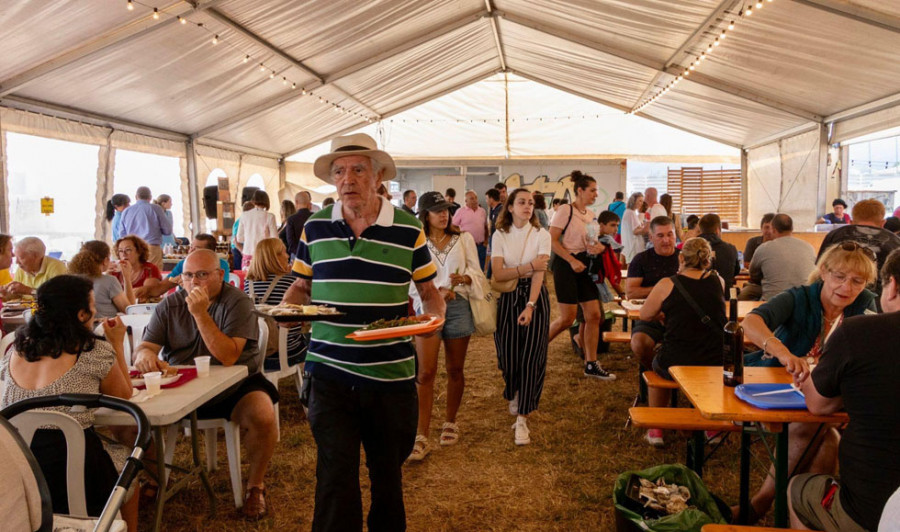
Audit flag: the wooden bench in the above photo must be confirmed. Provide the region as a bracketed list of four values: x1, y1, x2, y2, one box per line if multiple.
[630, 407, 742, 476]
[603, 331, 631, 343]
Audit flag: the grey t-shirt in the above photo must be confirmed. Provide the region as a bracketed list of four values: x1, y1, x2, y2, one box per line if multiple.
[143, 282, 261, 374]
[749, 236, 816, 300]
[93, 274, 123, 318]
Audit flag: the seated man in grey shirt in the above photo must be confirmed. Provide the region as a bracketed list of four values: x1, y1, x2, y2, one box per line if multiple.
[748, 214, 817, 300]
[133, 249, 278, 519]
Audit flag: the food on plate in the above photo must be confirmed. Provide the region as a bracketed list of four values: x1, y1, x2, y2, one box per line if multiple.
[162, 366, 178, 378]
[361, 316, 432, 331]
[259, 302, 340, 316]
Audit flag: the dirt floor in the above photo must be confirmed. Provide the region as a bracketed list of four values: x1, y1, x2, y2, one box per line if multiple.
[152, 298, 776, 531]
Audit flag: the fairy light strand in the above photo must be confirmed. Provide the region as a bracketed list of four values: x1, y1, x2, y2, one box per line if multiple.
[124, 0, 375, 123]
[629, 0, 777, 115]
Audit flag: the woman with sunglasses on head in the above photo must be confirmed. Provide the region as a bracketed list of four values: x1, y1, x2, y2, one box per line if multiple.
[112, 235, 162, 303]
[737, 241, 878, 523]
[491, 188, 551, 445]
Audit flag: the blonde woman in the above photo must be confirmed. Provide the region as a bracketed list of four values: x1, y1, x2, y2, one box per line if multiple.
[245, 238, 306, 370]
[491, 188, 551, 445]
[638, 237, 725, 446]
[68, 240, 136, 317]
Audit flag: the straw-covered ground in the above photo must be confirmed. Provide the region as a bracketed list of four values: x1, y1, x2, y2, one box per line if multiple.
[152, 290, 775, 531]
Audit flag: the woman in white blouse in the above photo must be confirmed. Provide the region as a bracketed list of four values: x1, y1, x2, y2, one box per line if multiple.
[490, 188, 551, 446]
[408, 192, 486, 461]
[621, 191, 648, 263]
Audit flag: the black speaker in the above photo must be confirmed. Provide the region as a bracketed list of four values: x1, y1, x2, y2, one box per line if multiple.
[202, 185, 218, 219]
[241, 186, 260, 206]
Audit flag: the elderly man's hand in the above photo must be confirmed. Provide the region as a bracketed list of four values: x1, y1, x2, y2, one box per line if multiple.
[133, 349, 164, 373]
[186, 286, 210, 317]
[5, 282, 33, 296]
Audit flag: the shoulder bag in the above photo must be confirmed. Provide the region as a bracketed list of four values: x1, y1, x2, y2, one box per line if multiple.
[491, 226, 533, 293]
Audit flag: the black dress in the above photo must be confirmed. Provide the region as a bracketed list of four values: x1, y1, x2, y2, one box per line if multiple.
[655, 273, 726, 379]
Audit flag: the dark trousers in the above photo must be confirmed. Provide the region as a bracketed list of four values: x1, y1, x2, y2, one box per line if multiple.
[476, 243, 487, 270]
[307, 374, 418, 532]
[231, 246, 242, 272]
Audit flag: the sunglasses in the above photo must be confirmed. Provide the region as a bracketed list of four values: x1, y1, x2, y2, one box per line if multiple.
[838, 241, 876, 262]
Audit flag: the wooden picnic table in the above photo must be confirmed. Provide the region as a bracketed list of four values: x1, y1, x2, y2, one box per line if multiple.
[626, 300, 763, 321]
[669, 366, 848, 528]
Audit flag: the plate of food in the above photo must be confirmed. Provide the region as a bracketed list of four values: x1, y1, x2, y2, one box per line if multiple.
[2, 298, 34, 311]
[256, 303, 345, 322]
[346, 315, 445, 341]
[130, 367, 181, 387]
[620, 299, 645, 311]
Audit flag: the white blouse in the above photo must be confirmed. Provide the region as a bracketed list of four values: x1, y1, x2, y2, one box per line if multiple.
[410, 231, 486, 312]
[490, 223, 552, 274]
[621, 208, 645, 263]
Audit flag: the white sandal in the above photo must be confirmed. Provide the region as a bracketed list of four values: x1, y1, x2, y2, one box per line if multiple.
[407, 434, 430, 461]
[440, 422, 460, 446]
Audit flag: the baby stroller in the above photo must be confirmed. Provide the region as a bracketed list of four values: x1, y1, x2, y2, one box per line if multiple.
[0, 393, 151, 532]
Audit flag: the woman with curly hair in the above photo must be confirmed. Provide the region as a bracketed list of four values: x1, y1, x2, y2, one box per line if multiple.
[69, 240, 136, 317]
[0, 275, 138, 530]
[112, 235, 162, 302]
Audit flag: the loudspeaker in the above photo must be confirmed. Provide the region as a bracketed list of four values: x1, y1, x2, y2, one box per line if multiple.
[202, 185, 218, 219]
[241, 186, 260, 206]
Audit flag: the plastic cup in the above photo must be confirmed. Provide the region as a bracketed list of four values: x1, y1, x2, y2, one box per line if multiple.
[195, 356, 211, 378]
[143, 372, 162, 396]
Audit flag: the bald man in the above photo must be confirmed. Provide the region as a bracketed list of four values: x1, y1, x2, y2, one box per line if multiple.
[133, 249, 277, 519]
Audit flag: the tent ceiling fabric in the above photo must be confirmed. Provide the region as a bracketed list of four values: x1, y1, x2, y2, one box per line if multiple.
[2, 0, 900, 156]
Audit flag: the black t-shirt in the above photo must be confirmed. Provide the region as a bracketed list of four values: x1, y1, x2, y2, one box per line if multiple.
[818, 224, 900, 295]
[627, 247, 680, 287]
[658, 273, 725, 370]
[700, 233, 740, 294]
[813, 312, 900, 531]
[743, 235, 763, 264]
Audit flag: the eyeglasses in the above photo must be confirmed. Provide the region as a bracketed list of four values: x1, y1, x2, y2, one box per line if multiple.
[117, 248, 136, 255]
[839, 241, 876, 261]
[181, 270, 217, 281]
[828, 269, 868, 288]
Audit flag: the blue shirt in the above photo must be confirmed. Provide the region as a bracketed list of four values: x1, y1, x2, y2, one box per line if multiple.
[112, 209, 126, 241]
[120, 200, 173, 245]
[608, 200, 626, 234]
[161, 210, 177, 247]
[167, 257, 230, 279]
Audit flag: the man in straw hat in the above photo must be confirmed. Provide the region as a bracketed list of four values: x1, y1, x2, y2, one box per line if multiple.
[282, 133, 445, 531]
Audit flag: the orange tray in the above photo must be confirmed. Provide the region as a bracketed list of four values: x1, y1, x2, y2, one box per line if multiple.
[346, 316, 445, 341]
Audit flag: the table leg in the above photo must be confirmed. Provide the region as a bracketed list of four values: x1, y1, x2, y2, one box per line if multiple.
[152, 426, 166, 532]
[774, 427, 789, 527]
[190, 412, 217, 516]
[738, 423, 751, 524]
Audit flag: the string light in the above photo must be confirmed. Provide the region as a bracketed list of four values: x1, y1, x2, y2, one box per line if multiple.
[630, 1, 778, 114]
[130, 0, 375, 121]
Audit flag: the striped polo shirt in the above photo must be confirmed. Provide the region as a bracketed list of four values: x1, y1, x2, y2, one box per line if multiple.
[292, 197, 436, 388]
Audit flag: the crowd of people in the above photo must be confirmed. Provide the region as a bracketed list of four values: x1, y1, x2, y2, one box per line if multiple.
[0, 133, 898, 531]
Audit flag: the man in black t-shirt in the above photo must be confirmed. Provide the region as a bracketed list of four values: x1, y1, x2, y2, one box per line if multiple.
[817, 199, 900, 298]
[627, 216, 679, 369]
[698, 213, 740, 294]
[790, 249, 900, 532]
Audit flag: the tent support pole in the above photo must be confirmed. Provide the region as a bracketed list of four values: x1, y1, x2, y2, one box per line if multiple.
[741, 148, 749, 227]
[187, 140, 200, 236]
[816, 123, 829, 218]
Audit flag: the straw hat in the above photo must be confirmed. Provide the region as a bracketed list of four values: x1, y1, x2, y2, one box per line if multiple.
[313, 133, 396, 184]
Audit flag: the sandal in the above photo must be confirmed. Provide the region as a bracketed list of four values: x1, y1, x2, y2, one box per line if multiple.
[440, 422, 459, 446]
[407, 435, 430, 461]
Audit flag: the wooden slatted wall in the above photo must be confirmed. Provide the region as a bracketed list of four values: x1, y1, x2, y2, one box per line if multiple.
[667, 167, 742, 224]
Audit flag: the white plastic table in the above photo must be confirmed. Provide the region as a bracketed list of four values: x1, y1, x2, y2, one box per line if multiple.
[95, 365, 248, 532]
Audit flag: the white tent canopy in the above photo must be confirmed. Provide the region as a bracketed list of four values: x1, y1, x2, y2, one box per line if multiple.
[3, 0, 900, 231]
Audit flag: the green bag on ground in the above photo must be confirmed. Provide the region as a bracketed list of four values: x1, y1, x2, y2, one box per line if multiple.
[612, 464, 726, 532]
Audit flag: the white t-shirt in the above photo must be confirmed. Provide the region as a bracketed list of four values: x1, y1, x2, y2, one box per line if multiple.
[549, 204, 595, 254]
[621, 209, 646, 263]
[490, 223, 552, 273]
[648, 203, 668, 221]
[235, 207, 278, 256]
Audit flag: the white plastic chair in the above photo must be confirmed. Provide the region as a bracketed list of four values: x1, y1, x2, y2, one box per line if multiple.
[9, 410, 88, 517]
[227, 273, 242, 289]
[124, 303, 157, 315]
[263, 327, 304, 439]
[119, 314, 153, 366]
[163, 318, 269, 510]
[22, 308, 33, 324]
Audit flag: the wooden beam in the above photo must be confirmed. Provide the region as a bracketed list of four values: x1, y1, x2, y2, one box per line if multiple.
[0, 0, 230, 98]
[791, 0, 900, 34]
[825, 89, 900, 124]
[485, 4, 507, 71]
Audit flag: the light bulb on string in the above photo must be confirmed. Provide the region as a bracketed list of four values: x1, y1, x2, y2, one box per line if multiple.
[721, 30, 727, 39]
[211, 35, 218, 45]
[291, 83, 296, 89]
[282, 77, 288, 85]
[746, 5, 753, 15]
[714, 38, 720, 46]
[259, 64, 266, 72]
[178, 16, 186, 25]
[728, 21, 735, 30]
[756, 1, 763, 8]
[243, 55, 250, 63]
[153, 8, 159, 19]
[269, 71, 275, 79]
[301, 89, 307, 95]
[127, 0, 134, 10]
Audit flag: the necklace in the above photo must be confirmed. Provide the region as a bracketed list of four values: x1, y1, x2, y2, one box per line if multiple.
[430, 233, 450, 248]
[574, 203, 588, 215]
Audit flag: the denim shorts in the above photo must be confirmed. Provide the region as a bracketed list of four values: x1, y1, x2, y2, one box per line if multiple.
[441, 297, 475, 339]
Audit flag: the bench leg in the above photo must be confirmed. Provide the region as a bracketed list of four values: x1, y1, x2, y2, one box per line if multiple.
[738, 424, 752, 524]
[669, 389, 679, 408]
[686, 431, 705, 477]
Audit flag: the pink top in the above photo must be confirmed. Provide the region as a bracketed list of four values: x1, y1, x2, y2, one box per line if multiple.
[549, 204, 595, 254]
[452, 205, 488, 245]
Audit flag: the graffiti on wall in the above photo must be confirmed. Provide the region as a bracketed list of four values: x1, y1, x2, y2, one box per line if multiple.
[502, 172, 614, 207]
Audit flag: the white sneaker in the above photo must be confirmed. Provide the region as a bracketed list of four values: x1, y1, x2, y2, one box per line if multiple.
[512, 416, 530, 446]
[509, 392, 519, 416]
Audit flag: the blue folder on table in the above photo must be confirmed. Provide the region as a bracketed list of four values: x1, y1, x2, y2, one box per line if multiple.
[734, 383, 807, 410]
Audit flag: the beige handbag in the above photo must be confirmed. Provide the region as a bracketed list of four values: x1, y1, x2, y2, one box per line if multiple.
[490, 227, 532, 293]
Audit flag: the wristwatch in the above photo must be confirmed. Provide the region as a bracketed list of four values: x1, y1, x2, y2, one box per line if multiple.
[526, 301, 536, 309]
